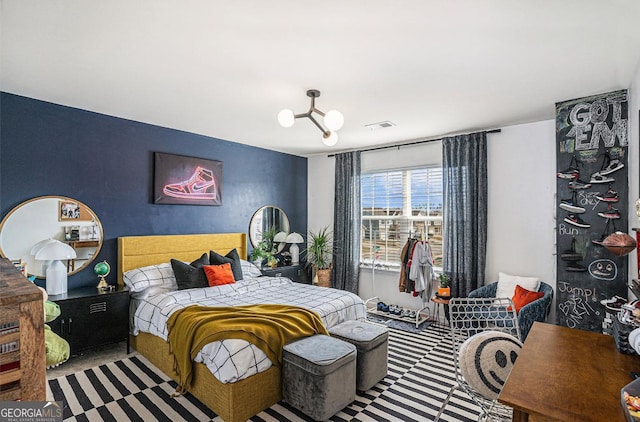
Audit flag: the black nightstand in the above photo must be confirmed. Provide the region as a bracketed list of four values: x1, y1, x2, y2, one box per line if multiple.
[261, 263, 310, 284]
[48, 285, 129, 355]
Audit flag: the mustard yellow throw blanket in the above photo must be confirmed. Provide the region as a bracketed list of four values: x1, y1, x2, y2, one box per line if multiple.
[167, 304, 328, 391]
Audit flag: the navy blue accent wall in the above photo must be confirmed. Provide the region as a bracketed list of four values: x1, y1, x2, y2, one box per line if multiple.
[0, 93, 308, 288]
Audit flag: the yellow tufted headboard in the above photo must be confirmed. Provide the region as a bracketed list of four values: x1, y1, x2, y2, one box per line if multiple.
[117, 233, 247, 286]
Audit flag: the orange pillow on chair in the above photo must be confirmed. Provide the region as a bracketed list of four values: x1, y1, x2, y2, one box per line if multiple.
[510, 284, 544, 313]
[203, 263, 236, 287]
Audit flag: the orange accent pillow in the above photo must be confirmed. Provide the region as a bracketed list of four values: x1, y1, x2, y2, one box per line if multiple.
[510, 284, 544, 313]
[203, 263, 236, 287]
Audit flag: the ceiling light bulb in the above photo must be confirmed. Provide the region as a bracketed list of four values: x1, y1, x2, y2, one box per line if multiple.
[277, 109, 295, 128]
[322, 131, 338, 147]
[324, 110, 344, 131]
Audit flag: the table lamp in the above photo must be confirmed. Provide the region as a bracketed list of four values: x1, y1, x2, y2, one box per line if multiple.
[30, 238, 58, 275]
[286, 232, 304, 265]
[274, 231, 288, 252]
[35, 240, 76, 295]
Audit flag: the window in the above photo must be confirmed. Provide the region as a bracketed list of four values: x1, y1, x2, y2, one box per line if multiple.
[361, 166, 443, 270]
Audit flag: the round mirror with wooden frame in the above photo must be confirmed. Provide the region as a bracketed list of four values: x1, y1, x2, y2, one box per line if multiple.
[0, 196, 103, 278]
[248, 205, 290, 253]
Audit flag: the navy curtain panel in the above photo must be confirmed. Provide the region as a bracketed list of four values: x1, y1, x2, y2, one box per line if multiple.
[332, 151, 361, 293]
[442, 132, 488, 297]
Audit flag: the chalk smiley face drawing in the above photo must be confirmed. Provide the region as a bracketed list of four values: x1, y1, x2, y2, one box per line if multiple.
[588, 259, 617, 281]
[458, 331, 523, 399]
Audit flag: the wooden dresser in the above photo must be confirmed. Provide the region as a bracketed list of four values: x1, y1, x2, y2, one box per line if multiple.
[0, 258, 45, 400]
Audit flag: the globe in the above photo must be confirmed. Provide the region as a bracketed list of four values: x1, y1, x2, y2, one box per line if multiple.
[94, 261, 111, 290]
[94, 261, 111, 277]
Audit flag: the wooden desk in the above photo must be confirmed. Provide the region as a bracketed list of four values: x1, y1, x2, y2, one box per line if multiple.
[499, 322, 640, 421]
[66, 240, 100, 271]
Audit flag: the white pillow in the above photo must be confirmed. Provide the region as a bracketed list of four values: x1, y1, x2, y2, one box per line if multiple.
[495, 272, 540, 299]
[240, 259, 262, 279]
[123, 262, 178, 293]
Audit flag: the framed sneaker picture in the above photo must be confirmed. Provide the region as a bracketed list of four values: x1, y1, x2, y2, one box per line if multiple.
[153, 152, 223, 205]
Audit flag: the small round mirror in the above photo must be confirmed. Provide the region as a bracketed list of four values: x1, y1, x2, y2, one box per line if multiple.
[0, 196, 103, 278]
[249, 206, 290, 252]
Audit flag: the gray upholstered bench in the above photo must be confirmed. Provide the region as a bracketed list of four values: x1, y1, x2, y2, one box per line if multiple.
[328, 320, 389, 391]
[282, 334, 356, 421]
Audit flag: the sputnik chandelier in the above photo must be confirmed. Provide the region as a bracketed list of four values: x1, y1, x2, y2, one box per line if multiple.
[277, 89, 344, 146]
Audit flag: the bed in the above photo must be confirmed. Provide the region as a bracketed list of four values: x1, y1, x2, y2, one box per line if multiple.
[118, 233, 366, 422]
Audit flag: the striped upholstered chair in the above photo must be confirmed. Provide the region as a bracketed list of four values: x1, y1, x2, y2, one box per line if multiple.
[468, 281, 554, 341]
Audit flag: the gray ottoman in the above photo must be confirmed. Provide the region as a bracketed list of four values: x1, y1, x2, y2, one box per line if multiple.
[329, 320, 389, 391]
[282, 334, 356, 421]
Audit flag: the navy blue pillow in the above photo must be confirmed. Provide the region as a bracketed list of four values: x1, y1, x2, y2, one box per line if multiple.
[210, 248, 243, 281]
[171, 253, 210, 290]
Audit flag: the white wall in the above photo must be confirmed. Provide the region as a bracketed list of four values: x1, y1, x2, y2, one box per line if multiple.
[485, 121, 557, 320]
[308, 89, 640, 319]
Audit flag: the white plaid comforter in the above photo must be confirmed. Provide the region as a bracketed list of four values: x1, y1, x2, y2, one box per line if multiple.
[132, 276, 366, 383]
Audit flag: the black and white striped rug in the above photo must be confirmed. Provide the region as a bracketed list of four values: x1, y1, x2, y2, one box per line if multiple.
[48, 323, 481, 421]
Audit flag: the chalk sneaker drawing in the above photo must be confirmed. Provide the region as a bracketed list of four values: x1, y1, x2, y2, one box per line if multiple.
[565, 262, 587, 272]
[163, 166, 217, 200]
[560, 237, 582, 261]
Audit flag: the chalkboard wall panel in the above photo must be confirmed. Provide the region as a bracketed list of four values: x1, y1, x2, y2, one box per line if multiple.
[555, 90, 629, 333]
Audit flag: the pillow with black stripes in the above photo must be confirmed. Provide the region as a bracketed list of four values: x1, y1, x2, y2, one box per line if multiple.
[240, 259, 262, 279]
[123, 262, 178, 293]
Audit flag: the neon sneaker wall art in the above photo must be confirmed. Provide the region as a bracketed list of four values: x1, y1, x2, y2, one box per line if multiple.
[154, 152, 223, 205]
[163, 166, 217, 200]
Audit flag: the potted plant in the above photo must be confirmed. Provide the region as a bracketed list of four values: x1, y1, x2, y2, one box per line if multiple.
[438, 273, 451, 297]
[250, 242, 270, 268]
[305, 226, 333, 287]
[266, 255, 278, 269]
[250, 226, 278, 268]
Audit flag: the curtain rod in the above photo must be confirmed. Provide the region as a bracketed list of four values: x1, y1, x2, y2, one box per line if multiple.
[327, 128, 501, 157]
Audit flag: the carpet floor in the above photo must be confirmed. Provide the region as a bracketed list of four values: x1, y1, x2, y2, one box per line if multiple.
[48, 323, 482, 421]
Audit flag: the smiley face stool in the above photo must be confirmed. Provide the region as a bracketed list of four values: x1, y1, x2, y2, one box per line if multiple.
[458, 331, 523, 400]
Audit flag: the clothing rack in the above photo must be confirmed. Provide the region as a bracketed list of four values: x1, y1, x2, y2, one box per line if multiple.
[364, 230, 433, 328]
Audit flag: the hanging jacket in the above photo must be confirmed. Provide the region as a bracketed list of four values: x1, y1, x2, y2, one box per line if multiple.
[408, 241, 435, 297]
[398, 239, 411, 292]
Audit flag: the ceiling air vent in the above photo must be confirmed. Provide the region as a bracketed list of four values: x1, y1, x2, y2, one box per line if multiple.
[365, 121, 396, 130]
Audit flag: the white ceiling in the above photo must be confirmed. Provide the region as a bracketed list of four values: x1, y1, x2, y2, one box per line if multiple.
[2, 1, 640, 157]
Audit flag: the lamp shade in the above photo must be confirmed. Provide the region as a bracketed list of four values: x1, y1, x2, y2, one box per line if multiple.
[274, 231, 288, 243]
[277, 109, 295, 128]
[31, 238, 59, 276]
[30, 238, 57, 256]
[35, 240, 77, 260]
[285, 232, 304, 244]
[35, 240, 76, 296]
[324, 110, 344, 131]
[286, 232, 304, 265]
[322, 131, 339, 147]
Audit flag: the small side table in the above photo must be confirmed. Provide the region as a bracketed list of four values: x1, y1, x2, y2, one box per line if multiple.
[430, 296, 451, 325]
